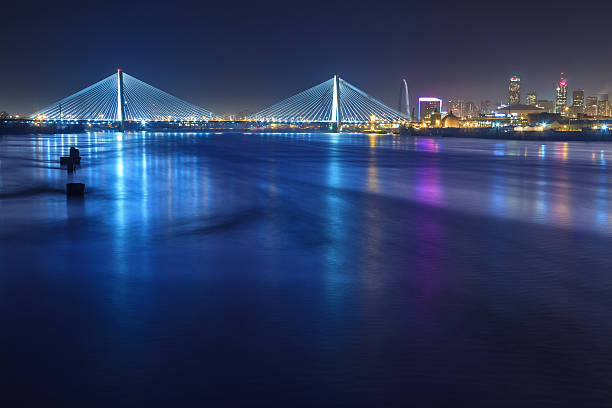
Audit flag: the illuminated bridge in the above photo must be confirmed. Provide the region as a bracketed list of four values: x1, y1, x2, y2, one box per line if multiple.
[29, 72, 408, 130]
[248, 75, 410, 127]
[30, 70, 218, 124]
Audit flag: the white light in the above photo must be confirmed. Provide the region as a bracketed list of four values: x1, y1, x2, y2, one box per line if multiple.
[117, 72, 123, 122]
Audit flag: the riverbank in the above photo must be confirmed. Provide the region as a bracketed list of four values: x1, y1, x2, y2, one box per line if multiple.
[0, 120, 85, 134]
[400, 126, 612, 141]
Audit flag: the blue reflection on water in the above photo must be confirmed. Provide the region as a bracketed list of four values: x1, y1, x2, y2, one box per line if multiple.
[1, 132, 612, 406]
[493, 143, 505, 156]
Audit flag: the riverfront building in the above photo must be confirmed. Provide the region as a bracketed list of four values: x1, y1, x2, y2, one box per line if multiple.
[496, 104, 545, 117]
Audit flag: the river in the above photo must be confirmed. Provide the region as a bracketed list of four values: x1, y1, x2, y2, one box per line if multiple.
[1, 132, 611, 406]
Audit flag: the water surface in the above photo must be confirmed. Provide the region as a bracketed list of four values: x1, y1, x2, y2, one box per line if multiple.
[1, 132, 612, 406]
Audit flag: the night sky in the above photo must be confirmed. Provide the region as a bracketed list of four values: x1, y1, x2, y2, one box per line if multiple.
[2, 0, 612, 116]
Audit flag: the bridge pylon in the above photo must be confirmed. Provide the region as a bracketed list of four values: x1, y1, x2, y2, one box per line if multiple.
[30, 70, 218, 123]
[117, 69, 126, 131]
[332, 74, 341, 131]
[247, 75, 409, 126]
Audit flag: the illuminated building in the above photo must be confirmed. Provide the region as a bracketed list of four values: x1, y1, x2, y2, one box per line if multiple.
[536, 100, 554, 113]
[448, 99, 464, 117]
[555, 73, 568, 114]
[496, 104, 545, 117]
[430, 112, 442, 127]
[508, 75, 521, 104]
[447, 100, 475, 118]
[570, 89, 584, 116]
[448, 99, 479, 118]
[464, 101, 477, 118]
[526, 92, 536, 106]
[442, 111, 460, 128]
[598, 101, 612, 117]
[418, 97, 442, 121]
[480, 100, 494, 114]
[597, 95, 611, 117]
[585, 96, 598, 116]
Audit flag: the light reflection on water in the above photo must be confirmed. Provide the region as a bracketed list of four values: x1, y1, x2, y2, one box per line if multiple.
[2, 132, 612, 406]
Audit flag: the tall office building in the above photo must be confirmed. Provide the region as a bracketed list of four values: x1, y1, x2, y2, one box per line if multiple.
[571, 89, 585, 115]
[418, 97, 442, 121]
[526, 92, 536, 106]
[597, 95, 611, 117]
[508, 75, 521, 104]
[555, 73, 568, 114]
[585, 96, 598, 116]
[597, 101, 611, 117]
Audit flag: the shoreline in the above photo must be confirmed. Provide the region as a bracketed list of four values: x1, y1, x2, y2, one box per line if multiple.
[401, 127, 612, 142]
[3, 123, 612, 142]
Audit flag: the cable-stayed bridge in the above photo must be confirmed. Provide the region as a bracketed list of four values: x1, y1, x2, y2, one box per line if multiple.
[30, 70, 218, 124]
[29, 71, 408, 131]
[248, 75, 409, 126]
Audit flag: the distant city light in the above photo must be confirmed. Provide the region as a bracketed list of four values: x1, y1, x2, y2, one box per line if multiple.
[418, 97, 442, 121]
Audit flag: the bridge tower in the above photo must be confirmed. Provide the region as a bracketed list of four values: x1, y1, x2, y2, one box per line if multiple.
[331, 74, 341, 131]
[117, 69, 126, 130]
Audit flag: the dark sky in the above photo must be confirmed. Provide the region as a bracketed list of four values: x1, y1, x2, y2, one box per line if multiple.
[2, 0, 612, 115]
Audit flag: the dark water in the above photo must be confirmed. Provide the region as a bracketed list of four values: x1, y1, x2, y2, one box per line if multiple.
[1, 132, 612, 406]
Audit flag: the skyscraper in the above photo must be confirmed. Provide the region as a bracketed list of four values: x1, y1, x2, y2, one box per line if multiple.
[526, 92, 536, 106]
[571, 89, 585, 115]
[597, 101, 611, 117]
[555, 73, 568, 114]
[508, 75, 521, 105]
[597, 94, 611, 118]
[586, 96, 598, 116]
[418, 97, 442, 121]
